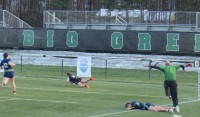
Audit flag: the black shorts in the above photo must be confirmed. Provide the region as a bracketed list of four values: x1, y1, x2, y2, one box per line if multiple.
[73, 78, 82, 84]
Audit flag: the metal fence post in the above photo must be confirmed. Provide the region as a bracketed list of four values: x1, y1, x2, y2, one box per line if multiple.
[105, 59, 107, 78]
[20, 55, 22, 73]
[62, 59, 64, 76]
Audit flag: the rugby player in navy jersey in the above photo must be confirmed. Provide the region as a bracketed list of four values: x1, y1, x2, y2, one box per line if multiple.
[0, 53, 16, 94]
[64, 72, 95, 88]
[125, 101, 174, 113]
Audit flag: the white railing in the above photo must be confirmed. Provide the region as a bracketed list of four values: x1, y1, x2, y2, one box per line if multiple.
[43, 11, 62, 27]
[116, 14, 127, 25]
[196, 12, 200, 31]
[3, 10, 32, 28]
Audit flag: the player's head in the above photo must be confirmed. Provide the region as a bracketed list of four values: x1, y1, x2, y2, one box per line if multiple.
[3, 53, 8, 59]
[67, 72, 72, 76]
[125, 102, 132, 110]
[165, 60, 171, 66]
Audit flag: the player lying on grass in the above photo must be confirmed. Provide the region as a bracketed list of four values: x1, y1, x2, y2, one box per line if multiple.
[125, 101, 174, 113]
[64, 72, 95, 88]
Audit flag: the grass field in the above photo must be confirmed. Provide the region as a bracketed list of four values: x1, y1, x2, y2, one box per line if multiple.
[0, 66, 199, 117]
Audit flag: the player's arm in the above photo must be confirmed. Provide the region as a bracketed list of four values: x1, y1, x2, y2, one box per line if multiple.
[126, 107, 135, 110]
[0, 62, 3, 69]
[64, 77, 70, 86]
[145, 65, 160, 70]
[8, 61, 16, 66]
[175, 64, 185, 71]
[126, 105, 135, 110]
[180, 65, 185, 71]
[179, 63, 192, 71]
[64, 81, 70, 86]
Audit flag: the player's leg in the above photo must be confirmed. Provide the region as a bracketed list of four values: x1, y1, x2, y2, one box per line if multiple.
[148, 106, 173, 113]
[81, 77, 95, 83]
[2, 72, 10, 86]
[170, 81, 179, 112]
[77, 82, 89, 88]
[10, 71, 16, 94]
[77, 82, 84, 87]
[148, 106, 167, 112]
[10, 77, 16, 94]
[74, 78, 89, 88]
[164, 80, 171, 99]
[164, 80, 168, 96]
[2, 77, 9, 86]
[80, 79, 90, 83]
[170, 81, 178, 106]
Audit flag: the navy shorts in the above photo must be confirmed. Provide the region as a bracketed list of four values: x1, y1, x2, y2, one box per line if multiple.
[4, 71, 15, 78]
[144, 103, 154, 110]
[73, 78, 82, 84]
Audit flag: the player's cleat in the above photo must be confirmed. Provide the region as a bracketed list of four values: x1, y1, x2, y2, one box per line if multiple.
[13, 91, 16, 95]
[168, 108, 174, 113]
[85, 84, 90, 89]
[175, 106, 180, 113]
[169, 96, 172, 99]
[1, 82, 5, 87]
[0, 82, 5, 87]
[90, 77, 95, 81]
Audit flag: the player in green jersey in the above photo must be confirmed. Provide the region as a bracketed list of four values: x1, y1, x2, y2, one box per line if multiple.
[146, 60, 185, 113]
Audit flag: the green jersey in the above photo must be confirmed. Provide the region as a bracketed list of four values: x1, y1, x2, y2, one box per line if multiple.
[159, 65, 181, 81]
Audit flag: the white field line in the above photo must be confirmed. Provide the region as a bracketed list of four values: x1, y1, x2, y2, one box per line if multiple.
[8, 86, 193, 100]
[15, 76, 198, 89]
[0, 98, 16, 102]
[89, 99, 200, 117]
[65, 114, 81, 117]
[0, 97, 79, 104]
[0, 86, 198, 117]
[89, 110, 137, 117]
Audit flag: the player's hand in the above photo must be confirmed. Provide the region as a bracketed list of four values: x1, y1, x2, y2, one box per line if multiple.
[126, 107, 132, 110]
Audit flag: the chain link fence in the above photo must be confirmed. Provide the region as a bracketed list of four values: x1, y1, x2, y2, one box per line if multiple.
[13, 54, 146, 79]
